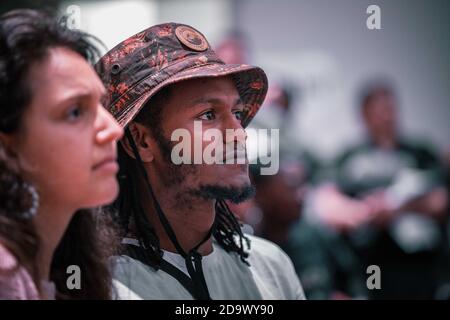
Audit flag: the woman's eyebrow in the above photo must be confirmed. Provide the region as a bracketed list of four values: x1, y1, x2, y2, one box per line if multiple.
[57, 92, 89, 105]
[54, 88, 102, 109]
[59, 86, 105, 104]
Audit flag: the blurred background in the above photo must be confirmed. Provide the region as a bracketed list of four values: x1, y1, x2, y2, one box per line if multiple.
[2, 0, 449, 300]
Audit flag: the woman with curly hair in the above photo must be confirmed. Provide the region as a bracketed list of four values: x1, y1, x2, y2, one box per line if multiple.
[0, 9, 123, 299]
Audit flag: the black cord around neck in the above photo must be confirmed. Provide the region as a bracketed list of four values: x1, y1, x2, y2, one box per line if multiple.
[124, 128, 214, 299]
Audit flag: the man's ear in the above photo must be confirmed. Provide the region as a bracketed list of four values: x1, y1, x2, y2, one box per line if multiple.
[120, 122, 155, 163]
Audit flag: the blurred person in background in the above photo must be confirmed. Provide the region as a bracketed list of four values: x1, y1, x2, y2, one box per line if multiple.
[229, 78, 322, 238]
[433, 146, 450, 299]
[251, 158, 367, 299]
[215, 30, 249, 65]
[250, 159, 307, 246]
[229, 81, 303, 231]
[313, 80, 449, 299]
[0, 9, 123, 299]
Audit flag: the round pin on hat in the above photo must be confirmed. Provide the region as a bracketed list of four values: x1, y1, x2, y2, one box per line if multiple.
[97, 22, 268, 129]
[175, 25, 208, 51]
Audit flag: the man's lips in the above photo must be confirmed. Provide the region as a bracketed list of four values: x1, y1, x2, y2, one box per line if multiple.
[223, 148, 247, 163]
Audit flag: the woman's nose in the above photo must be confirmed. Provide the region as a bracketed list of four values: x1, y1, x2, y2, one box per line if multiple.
[95, 106, 124, 144]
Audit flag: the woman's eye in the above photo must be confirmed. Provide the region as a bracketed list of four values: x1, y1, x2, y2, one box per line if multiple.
[198, 110, 215, 121]
[66, 105, 84, 121]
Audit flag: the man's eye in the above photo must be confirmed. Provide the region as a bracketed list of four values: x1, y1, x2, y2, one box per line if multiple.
[234, 110, 244, 120]
[198, 111, 215, 120]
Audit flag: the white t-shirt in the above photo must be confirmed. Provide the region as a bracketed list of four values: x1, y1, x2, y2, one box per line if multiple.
[111, 235, 305, 300]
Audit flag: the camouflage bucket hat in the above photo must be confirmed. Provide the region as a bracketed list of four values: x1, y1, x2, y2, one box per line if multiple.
[96, 23, 268, 128]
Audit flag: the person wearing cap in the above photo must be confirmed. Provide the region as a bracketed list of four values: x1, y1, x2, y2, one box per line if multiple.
[97, 23, 305, 300]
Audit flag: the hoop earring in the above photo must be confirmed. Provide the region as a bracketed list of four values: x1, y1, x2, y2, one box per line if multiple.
[19, 182, 39, 219]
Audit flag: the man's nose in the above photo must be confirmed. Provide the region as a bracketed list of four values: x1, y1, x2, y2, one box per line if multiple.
[223, 112, 247, 145]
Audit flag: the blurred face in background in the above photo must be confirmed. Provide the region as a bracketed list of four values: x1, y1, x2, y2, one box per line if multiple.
[362, 89, 398, 144]
[255, 162, 307, 224]
[363, 89, 397, 143]
[216, 37, 248, 65]
[265, 83, 291, 112]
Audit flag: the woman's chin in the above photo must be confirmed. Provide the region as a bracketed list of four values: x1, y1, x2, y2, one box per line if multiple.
[83, 181, 119, 208]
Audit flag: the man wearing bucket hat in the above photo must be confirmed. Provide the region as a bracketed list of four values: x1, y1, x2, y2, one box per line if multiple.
[97, 23, 305, 300]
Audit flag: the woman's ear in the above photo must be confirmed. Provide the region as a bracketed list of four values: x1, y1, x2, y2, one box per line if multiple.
[0, 132, 16, 154]
[120, 122, 155, 163]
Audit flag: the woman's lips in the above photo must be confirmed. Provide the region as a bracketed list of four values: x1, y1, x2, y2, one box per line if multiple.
[93, 157, 119, 173]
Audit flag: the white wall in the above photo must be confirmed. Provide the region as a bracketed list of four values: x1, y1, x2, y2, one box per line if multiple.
[237, 0, 450, 161]
[60, 0, 450, 161]
[61, 0, 158, 51]
[61, 0, 232, 51]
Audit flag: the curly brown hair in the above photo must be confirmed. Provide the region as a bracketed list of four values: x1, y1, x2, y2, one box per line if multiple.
[0, 9, 118, 299]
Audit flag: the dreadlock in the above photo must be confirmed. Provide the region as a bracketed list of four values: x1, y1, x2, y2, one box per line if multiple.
[109, 85, 251, 268]
[214, 199, 250, 264]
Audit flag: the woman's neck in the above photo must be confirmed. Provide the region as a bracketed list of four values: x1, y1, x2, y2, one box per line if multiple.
[33, 200, 75, 281]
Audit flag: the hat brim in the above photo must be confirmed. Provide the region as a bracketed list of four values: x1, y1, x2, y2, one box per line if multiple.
[115, 63, 268, 128]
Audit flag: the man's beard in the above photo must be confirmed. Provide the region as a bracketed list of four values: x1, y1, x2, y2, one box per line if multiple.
[187, 184, 256, 204]
[155, 131, 255, 204]
[155, 129, 197, 187]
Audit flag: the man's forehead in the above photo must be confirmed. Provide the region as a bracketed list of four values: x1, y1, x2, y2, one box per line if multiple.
[180, 75, 235, 89]
[191, 95, 243, 106]
[174, 76, 240, 102]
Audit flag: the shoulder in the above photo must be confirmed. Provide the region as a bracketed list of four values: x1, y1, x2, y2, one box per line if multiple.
[246, 235, 299, 278]
[0, 242, 18, 271]
[110, 254, 156, 277]
[0, 242, 39, 300]
[398, 139, 440, 168]
[109, 255, 153, 300]
[335, 143, 370, 167]
[110, 254, 191, 300]
[246, 234, 290, 262]
[245, 235, 306, 300]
